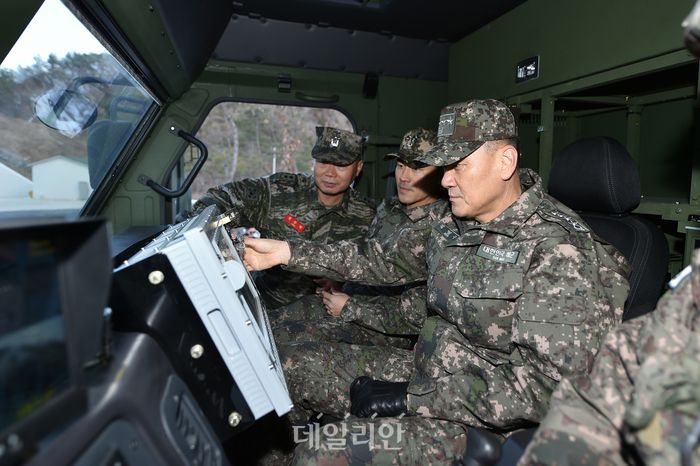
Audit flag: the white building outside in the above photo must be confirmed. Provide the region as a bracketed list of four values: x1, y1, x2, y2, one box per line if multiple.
[31, 156, 91, 201]
[0, 163, 33, 198]
[0, 156, 90, 215]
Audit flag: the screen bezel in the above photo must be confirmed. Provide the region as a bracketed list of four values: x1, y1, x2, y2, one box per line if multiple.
[0, 218, 110, 461]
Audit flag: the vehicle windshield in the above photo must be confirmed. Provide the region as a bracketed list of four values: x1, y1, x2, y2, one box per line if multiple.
[0, 0, 156, 219]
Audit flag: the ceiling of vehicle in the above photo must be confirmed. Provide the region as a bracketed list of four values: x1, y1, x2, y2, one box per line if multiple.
[213, 0, 527, 81]
[229, 0, 528, 43]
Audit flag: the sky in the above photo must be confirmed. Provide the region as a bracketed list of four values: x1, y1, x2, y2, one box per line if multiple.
[1, 0, 105, 71]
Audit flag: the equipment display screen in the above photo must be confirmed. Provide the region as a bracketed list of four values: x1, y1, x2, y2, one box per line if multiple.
[0, 239, 70, 433]
[114, 205, 292, 421]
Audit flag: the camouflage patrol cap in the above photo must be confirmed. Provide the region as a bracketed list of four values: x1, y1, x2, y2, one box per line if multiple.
[417, 99, 517, 166]
[312, 127, 364, 165]
[384, 128, 437, 165]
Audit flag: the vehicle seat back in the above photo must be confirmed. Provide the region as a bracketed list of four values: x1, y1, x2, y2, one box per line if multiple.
[548, 136, 669, 320]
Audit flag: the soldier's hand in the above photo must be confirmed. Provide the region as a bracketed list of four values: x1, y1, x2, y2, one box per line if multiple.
[350, 376, 409, 418]
[313, 277, 342, 292]
[242, 238, 291, 271]
[320, 289, 349, 317]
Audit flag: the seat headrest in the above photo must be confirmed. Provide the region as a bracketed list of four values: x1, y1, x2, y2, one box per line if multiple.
[548, 137, 641, 214]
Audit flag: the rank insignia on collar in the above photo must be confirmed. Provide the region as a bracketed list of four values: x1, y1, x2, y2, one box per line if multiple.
[284, 213, 305, 233]
[548, 210, 589, 232]
[435, 222, 458, 241]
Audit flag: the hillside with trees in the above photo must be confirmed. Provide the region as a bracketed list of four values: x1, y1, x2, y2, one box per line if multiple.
[191, 102, 353, 199]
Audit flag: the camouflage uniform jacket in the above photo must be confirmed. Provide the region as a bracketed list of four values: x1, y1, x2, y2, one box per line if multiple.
[341, 284, 428, 336]
[520, 251, 700, 466]
[340, 197, 449, 335]
[287, 169, 630, 429]
[192, 172, 376, 308]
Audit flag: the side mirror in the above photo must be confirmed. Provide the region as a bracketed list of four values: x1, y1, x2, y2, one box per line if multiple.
[34, 89, 98, 137]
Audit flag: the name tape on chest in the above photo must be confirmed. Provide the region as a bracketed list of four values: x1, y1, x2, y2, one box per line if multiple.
[284, 213, 305, 233]
[476, 244, 520, 264]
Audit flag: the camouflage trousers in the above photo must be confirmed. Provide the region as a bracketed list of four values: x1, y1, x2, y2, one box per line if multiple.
[270, 294, 414, 348]
[278, 341, 414, 419]
[291, 416, 468, 465]
[278, 315, 479, 422]
[277, 317, 481, 464]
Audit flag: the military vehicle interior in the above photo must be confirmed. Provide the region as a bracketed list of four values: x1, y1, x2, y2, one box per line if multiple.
[1, 0, 699, 464]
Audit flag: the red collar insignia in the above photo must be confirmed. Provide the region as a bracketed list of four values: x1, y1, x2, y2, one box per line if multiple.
[284, 213, 305, 233]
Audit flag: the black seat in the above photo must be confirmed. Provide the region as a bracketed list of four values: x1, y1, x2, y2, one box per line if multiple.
[548, 136, 669, 320]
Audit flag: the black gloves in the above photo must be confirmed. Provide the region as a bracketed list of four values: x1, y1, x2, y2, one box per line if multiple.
[350, 376, 410, 418]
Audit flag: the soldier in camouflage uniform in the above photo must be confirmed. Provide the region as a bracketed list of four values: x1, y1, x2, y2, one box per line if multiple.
[273, 129, 448, 428]
[271, 128, 449, 348]
[519, 250, 700, 466]
[191, 127, 376, 309]
[244, 100, 630, 465]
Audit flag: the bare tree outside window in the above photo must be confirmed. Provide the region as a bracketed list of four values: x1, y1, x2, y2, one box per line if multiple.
[189, 102, 353, 201]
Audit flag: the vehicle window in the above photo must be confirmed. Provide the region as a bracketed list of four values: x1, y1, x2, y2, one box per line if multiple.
[0, 0, 156, 219]
[189, 102, 353, 202]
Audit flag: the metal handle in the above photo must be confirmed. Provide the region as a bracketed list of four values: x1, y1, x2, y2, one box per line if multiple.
[295, 91, 339, 103]
[138, 129, 208, 199]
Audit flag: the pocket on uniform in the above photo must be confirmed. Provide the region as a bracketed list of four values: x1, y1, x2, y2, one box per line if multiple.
[515, 294, 591, 377]
[517, 294, 587, 325]
[453, 264, 524, 300]
[407, 377, 437, 396]
[450, 263, 524, 349]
